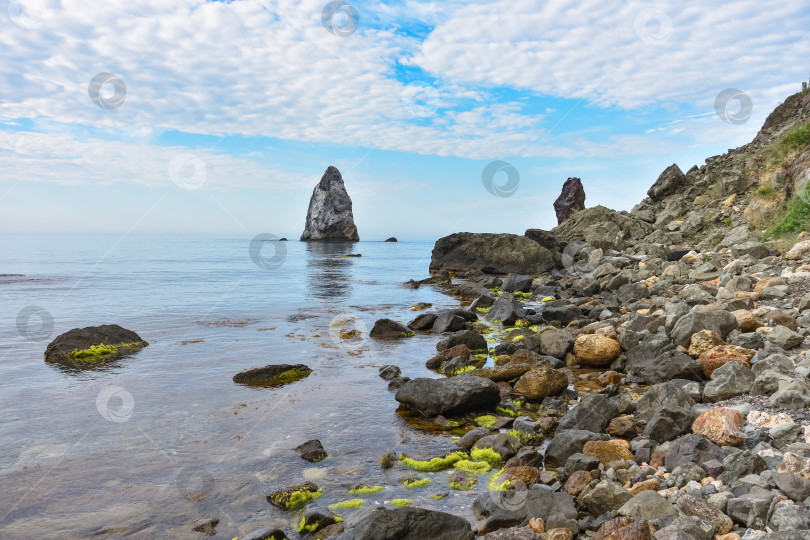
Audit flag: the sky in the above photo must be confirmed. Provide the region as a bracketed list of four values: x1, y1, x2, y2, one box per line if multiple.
[0, 0, 809, 241]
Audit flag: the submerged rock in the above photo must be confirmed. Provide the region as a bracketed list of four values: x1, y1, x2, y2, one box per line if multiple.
[335, 506, 474, 540]
[44, 324, 148, 365]
[300, 166, 359, 241]
[233, 364, 311, 386]
[395, 374, 500, 417]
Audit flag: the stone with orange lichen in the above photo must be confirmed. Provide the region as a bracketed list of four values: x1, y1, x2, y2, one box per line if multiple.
[692, 408, 744, 447]
[734, 310, 765, 333]
[608, 415, 639, 439]
[627, 478, 660, 495]
[528, 517, 545, 534]
[593, 516, 655, 540]
[698, 345, 755, 377]
[597, 370, 621, 386]
[687, 329, 723, 358]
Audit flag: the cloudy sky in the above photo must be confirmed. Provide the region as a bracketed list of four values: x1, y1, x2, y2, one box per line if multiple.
[1, 0, 808, 240]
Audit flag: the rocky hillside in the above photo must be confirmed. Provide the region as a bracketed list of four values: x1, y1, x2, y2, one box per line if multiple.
[553, 89, 810, 257]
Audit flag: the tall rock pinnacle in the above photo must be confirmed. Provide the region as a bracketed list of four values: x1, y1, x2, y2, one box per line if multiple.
[300, 166, 360, 241]
[553, 177, 586, 225]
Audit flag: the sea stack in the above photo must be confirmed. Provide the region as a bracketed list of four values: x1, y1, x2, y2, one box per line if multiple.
[300, 166, 359, 241]
[553, 177, 586, 225]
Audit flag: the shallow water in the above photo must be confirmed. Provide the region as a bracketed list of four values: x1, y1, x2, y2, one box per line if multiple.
[0, 235, 495, 539]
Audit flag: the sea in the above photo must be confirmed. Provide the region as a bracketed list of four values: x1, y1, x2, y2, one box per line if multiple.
[0, 235, 497, 539]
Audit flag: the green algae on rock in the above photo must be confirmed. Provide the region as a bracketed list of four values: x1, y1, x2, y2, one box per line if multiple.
[232, 364, 312, 387]
[44, 324, 149, 365]
[328, 499, 364, 509]
[389, 499, 412, 507]
[398, 451, 468, 472]
[400, 477, 431, 488]
[347, 485, 383, 495]
[471, 447, 503, 464]
[267, 482, 322, 510]
[453, 459, 492, 475]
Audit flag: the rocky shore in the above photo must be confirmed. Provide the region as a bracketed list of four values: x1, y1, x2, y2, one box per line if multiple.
[39, 89, 810, 539]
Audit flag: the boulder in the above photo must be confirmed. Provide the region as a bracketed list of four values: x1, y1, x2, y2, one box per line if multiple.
[335, 507, 474, 540]
[513, 366, 569, 401]
[773, 472, 810, 502]
[430, 233, 554, 274]
[675, 494, 733, 535]
[625, 348, 703, 384]
[370, 319, 414, 338]
[300, 166, 359, 241]
[617, 490, 677, 522]
[583, 440, 634, 465]
[471, 490, 577, 534]
[688, 330, 723, 358]
[295, 440, 328, 462]
[670, 309, 738, 348]
[395, 375, 500, 417]
[594, 517, 656, 540]
[664, 434, 725, 472]
[702, 361, 754, 402]
[786, 239, 810, 260]
[578, 479, 633, 516]
[385, 237, 397, 242]
[552, 205, 653, 251]
[437, 330, 487, 352]
[573, 334, 620, 366]
[691, 408, 744, 447]
[553, 177, 586, 224]
[731, 241, 770, 259]
[233, 364, 312, 386]
[767, 325, 805, 350]
[647, 163, 687, 201]
[473, 433, 522, 462]
[44, 324, 148, 364]
[558, 394, 619, 433]
[697, 345, 756, 377]
[486, 295, 527, 326]
[500, 273, 534, 293]
[544, 430, 608, 468]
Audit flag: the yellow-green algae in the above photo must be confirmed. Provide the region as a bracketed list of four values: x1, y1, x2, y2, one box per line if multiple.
[399, 451, 468, 472]
[269, 487, 323, 510]
[347, 485, 383, 495]
[508, 429, 538, 444]
[68, 341, 146, 360]
[390, 499, 412, 507]
[432, 493, 448, 500]
[495, 406, 521, 418]
[450, 477, 477, 490]
[453, 459, 492, 474]
[487, 468, 510, 491]
[475, 307, 490, 313]
[474, 415, 497, 429]
[450, 365, 476, 376]
[400, 477, 431, 488]
[328, 499, 364, 509]
[470, 447, 502, 464]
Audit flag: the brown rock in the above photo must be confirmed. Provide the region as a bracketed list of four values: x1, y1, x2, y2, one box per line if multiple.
[734, 310, 765, 333]
[563, 470, 594, 496]
[513, 366, 569, 400]
[687, 329, 723, 358]
[597, 371, 621, 386]
[698, 345, 756, 377]
[545, 528, 574, 540]
[649, 450, 665, 468]
[528, 517, 545, 534]
[504, 466, 541, 486]
[583, 440, 634, 465]
[714, 534, 740, 540]
[593, 516, 655, 540]
[553, 176, 586, 225]
[426, 344, 470, 369]
[692, 408, 744, 447]
[778, 452, 810, 479]
[512, 348, 546, 364]
[574, 334, 621, 367]
[676, 493, 733, 534]
[627, 478, 660, 495]
[608, 416, 639, 439]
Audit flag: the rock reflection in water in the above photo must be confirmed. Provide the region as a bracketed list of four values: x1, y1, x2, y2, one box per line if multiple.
[305, 242, 358, 300]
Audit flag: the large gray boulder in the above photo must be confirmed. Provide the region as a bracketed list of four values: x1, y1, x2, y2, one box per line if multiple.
[430, 233, 554, 274]
[647, 163, 687, 201]
[336, 506, 474, 540]
[44, 324, 148, 365]
[394, 374, 500, 417]
[300, 166, 359, 241]
[670, 308, 738, 348]
[552, 205, 653, 251]
[471, 489, 577, 534]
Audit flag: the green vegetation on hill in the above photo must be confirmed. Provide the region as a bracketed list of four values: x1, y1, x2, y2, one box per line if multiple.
[763, 121, 810, 165]
[765, 185, 810, 239]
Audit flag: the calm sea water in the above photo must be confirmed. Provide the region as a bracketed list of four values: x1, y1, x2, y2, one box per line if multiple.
[0, 235, 481, 539]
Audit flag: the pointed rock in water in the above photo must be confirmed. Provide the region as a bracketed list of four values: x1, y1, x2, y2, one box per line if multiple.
[232, 363, 312, 386]
[553, 177, 586, 225]
[300, 166, 359, 241]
